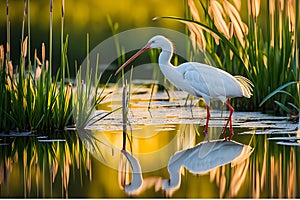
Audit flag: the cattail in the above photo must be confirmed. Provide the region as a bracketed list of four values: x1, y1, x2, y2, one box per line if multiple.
[22, 36, 28, 58]
[50, 0, 53, 13]
[6, 0, 8, 16]
[269, 0, 275, 47]
[287, 0, 295, 32]
[0, 45, 4, 68]
[279, 0, 284, 11]
[251, 0, 260, 19]
[45, 60, 49, 72]
[209, 0, 230, 39]
[61, 0, 65, 17]
[269, 0, 275, 15]
[6, 42, 10, 58]
[42, 43, 45, 64]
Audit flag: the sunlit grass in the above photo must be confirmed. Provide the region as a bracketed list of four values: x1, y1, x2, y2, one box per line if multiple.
[0, 0, 112, 133]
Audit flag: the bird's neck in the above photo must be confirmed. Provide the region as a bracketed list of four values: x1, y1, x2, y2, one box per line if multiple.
[158, 49, 174, 68]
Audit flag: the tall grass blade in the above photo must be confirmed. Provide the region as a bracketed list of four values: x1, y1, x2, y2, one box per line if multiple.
[259, 81, 297, 107]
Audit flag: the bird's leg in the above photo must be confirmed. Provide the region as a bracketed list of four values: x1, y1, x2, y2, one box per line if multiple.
[222, 101, 234, 140]
[203, 105, 210, 135]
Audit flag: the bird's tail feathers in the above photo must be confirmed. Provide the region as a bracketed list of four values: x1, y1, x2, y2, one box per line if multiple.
[234, 76, 254, 98]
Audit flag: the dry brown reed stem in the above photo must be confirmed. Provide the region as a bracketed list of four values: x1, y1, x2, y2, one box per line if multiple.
[22, 36, 28, 58]
[42, 43, 45, 64]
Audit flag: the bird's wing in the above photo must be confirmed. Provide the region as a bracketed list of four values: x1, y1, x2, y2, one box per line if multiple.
[179, 64, 210, 98]
[179, 63, 245, 100]
[180, 63, 229, 102]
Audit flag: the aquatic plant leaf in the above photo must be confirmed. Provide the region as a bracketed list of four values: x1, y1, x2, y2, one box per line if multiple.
[259, 81, 297, 107]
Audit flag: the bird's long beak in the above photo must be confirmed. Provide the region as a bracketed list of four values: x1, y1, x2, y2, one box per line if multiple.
[114, 43, 151, 76]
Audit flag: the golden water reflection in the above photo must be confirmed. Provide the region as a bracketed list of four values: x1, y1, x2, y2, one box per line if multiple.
[0, 126, 299, 197]
[0, 132, 91, 198]
[79, 123, 300, 198]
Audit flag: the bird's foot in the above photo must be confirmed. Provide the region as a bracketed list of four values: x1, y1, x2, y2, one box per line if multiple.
[221, 129, 228, 141]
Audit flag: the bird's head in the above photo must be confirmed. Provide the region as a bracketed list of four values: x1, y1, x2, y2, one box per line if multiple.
[114, 35, 172, 75]
[147, 35, 173, 50]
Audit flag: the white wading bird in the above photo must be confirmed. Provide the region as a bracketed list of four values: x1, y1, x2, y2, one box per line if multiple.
[115, 35, 253, 140]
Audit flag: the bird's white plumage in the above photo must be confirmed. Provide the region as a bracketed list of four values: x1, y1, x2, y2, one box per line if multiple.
[148, 35, 253, 106]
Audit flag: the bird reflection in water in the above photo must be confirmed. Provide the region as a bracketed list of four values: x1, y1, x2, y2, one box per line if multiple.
[118, 139, 252, 197]
[118, 149, 163, 196]
[163, 139, 252, 197]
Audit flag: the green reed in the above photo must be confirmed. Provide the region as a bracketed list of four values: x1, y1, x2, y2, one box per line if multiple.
[158, 0, 299, 115]
[0, 0, 111, 132]
[74, 34, 116, 129]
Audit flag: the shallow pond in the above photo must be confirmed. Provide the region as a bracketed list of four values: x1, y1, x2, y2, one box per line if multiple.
[0, 88, 299, 198]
